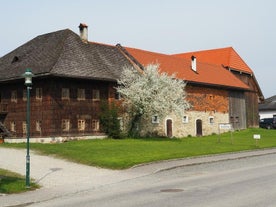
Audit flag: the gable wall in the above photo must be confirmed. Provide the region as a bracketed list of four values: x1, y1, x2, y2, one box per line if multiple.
[231, 71, 260, 127]
[186, 85, 229, 113]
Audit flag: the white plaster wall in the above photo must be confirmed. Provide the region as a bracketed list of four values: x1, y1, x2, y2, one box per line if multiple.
[259, 110, 276, 119]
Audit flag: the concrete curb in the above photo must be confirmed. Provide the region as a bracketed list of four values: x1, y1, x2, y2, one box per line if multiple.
[129, 148, 276, 174]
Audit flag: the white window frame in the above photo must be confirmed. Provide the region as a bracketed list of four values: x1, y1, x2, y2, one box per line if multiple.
[152, 115, 159, 124]
[209, 116, 215, 124]
[77, 89, 85, 100]
[11, 90, 17, 103]
[36, 88, 42, 100]
[92, 119, 100, 131]
[62, 88, 70, 100]
[183, 115, 189, 123]
[62, 119, 70, 131]
[10, 121, 16, 132]
[78, 119, 86, 131]
[36, 120, 42, 132]
[115, 92, 121, 100]
[23, 89, 27, 101]
[22, 121, 27, 135]
[92, 89, 100, 101]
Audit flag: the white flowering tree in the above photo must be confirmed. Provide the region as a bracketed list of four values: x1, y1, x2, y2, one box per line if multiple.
[116, 64, 190, 136]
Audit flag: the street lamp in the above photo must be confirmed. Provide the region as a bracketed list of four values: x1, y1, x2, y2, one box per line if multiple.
[23, 68, 33, 188]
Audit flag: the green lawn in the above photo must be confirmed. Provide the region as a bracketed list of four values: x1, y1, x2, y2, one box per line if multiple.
[0, 169, 39, 194]
[1, 128, 276, 169]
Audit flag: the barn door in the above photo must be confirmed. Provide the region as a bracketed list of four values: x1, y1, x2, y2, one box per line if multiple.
[196, 119, 202, 136]
[166, 119, 173, 137]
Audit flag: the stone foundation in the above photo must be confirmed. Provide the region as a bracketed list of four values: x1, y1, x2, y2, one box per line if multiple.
[4, 135, 107, 143]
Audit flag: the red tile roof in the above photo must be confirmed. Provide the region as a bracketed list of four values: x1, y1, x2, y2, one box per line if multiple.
[172, 47, 253, 74]
[124, 47, 250, 90]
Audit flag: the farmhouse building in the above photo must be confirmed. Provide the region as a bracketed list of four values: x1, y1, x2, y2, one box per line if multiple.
[0, 24, 133, 141]
[0, 24, 263, 140]
[121, 46, 263, 137]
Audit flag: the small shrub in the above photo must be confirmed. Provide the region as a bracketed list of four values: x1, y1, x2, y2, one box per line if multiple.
[99, 101, 122, 139]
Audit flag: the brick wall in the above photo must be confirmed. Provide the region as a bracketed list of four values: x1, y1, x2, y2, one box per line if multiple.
[186, 85, 229, 113]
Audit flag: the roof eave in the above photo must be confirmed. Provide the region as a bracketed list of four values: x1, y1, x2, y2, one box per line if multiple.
[0, 72, 117, 84]
[186, 80, 250, 91]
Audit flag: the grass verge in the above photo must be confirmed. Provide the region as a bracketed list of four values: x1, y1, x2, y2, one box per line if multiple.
[0, 169, 39, 194]
[1, 128, 276, 169]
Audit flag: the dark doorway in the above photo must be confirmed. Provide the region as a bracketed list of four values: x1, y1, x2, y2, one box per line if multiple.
[196, 119, 202, 136]
[0, 114, 7, 123]
[166, 119, 173, 137]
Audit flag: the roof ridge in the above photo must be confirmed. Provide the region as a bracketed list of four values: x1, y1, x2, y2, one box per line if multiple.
[228, 47, 252, 72]
[172, 46, 233, 55]
[125, 46, 169, 56]
[126, 46, 194, 65]
[48, 29, 74, 74]
[116, 44, 144, 72]
[88, 41, 116, 48]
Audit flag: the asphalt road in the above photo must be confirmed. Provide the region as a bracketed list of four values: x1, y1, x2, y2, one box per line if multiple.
[27, 153, 276, 207]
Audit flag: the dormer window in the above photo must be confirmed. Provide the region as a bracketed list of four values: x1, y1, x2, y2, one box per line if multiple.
[11, 56, 19, 63]
[191, 56, 197, 72]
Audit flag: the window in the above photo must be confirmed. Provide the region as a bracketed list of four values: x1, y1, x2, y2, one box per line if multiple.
[62, 88, 70, 100]
[11, 90, 17, 103]
[78, 119, 85, 131]
[61, 119, 70, 131]
[209, 95, 214, 100]
[115, 92, 121, 100]
[36, 120, 42, 132]
[36, 88, 42, 100]
[10, 121, 16, 132]
[183, 115, 189, 123]
[22, 121, 27, 135]
[77, 89, 85, 100]
[152, 115, 159, 124]
[92, 119, 99, 131]
[209, 116, 214, 124]
[23, 90, 27, 101]
[230, 116, 239, 123]
[92, 89, 100, 100]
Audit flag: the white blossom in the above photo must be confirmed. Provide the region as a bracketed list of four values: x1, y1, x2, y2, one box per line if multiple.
[116, 64, 190, 120]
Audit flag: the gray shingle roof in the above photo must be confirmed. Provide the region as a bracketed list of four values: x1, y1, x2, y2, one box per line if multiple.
[0, 29, 133, 82]
[259, 95, 276, 110]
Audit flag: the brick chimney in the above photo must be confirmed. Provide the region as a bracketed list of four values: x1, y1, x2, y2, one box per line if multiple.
[79, 23, 88, 42]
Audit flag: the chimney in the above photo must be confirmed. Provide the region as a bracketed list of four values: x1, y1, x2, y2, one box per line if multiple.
[191, 55, 197, 72]
[79, 23, 88, 42]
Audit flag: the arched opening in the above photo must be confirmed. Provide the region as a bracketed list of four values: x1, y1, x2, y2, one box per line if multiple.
[196, 119, 202, 136]
[166, 119, 173, 137]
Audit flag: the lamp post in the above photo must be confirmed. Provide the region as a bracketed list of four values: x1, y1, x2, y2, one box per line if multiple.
[23, 68, 33, 188]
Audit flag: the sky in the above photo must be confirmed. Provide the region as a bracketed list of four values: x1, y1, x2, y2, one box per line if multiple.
[0, 0, 275, 98]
